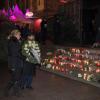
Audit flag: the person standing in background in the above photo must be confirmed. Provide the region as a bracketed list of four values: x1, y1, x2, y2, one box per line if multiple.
[93, 8, 100, 47]
[53, 14, 61, 44]
[95, 9, 100, 43]
[40, 18, 47, 44]
[21, 24, 30, 39]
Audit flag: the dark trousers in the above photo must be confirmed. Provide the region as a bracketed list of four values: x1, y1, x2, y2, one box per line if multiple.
[21, 75, 33, 87]
[21, 62, 36, 88]
[5, 68, 22, 95]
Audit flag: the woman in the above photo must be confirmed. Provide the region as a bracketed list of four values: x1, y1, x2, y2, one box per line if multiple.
[6, 29, 23, 96]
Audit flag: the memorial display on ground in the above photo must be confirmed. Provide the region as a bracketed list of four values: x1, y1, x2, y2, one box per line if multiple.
[41, 47, 100, 87]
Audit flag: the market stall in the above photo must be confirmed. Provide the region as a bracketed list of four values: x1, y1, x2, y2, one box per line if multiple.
[41, 46, 100, 88]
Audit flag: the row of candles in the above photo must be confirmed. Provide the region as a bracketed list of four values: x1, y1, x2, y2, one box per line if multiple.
[42, 48, 100, 82]
[45, 59, 100, 73]
[44, 63, 99, 81]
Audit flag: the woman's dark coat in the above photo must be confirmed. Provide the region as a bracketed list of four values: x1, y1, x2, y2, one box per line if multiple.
[8, 37, 23, 69]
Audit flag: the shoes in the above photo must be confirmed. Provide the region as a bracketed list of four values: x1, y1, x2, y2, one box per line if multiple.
[20, 86, 25, 90]
[26, 86, 34, 90]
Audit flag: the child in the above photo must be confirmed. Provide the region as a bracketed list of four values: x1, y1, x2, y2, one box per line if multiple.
[22, 33, 40, 89]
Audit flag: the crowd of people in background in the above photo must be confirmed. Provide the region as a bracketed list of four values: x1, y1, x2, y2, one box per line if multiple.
[40, 15, 61, 45]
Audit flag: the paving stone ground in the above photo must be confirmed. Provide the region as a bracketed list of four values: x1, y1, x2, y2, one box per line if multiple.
[0, 66, 100, 100]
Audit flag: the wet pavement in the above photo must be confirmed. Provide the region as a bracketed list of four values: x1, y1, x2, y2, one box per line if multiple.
[0, 64, 100, 100]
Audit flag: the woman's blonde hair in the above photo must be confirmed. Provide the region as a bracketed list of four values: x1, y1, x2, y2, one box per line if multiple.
[8, 29, 21, 39]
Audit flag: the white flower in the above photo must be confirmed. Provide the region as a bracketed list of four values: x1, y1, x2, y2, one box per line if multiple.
[29, 43, 32, 47]
[32, 41, 35, 44]
[78, 73, 82, 78]
[32, 45, 35, 48]
[25, 44, 28, 48]
[26, 50, 29, 53]
[35, 43, 38, 47]
[28, 41, 32, 44]
[37, 50, 40, 52]
[35, 47, 39, 49]
[24, 48, 28, 50]
[46, 64, 52, 69]
[26, 58, 29, 61]
[28, 53, 30, 55]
